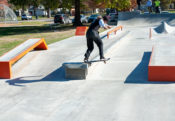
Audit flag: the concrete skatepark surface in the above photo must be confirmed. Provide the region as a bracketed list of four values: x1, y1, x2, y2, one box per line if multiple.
[1, 12, 175, 121]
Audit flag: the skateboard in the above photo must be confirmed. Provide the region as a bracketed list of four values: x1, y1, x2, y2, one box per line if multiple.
[84, 58, 110, 65]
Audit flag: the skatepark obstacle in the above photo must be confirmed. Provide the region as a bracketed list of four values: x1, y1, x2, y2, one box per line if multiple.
[107, 26, 123, 39]
[154, 22, 175, 34]
[149, 28, 152, 39]
[63, 63, 88, 80]
[75, 26, 88, 36]
[148, 40, 175, 81]
[149, 22, 175, 39]
[0, 38, 48, 79]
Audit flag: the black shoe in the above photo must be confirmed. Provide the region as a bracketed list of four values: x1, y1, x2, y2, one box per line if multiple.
[84, 57, 88, 62]
[100, 57, 106, 61]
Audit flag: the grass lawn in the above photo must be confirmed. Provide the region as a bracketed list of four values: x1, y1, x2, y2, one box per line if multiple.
[17, 16, 53, 21]
[17, 21, 53, 26]
[168, 10, 175, 13]
[0, 21, 106, 56]
[0, 21, 76, 56]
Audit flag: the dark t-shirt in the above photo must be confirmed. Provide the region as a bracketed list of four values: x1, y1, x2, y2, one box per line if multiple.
[88, 18, 101, 32]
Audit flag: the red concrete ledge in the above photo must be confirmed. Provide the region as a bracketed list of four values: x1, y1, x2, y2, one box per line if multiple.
[149, 66, 175, 81]
[75, 26, 88, 36]
[0, 38, 48, 79]
[148, 46, 175, 82]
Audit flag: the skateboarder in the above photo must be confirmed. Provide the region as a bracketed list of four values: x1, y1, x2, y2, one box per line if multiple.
[137, 0, 142, 10]
[146, 0, 152, 13]
[155, 0, 161, 13]
[84, 16, 111, 62]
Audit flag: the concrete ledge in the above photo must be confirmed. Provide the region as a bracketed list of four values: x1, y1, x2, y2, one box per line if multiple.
[149, 41, 175, 81]
[63, 63, 88, 80]
[0, 38, 48, 79]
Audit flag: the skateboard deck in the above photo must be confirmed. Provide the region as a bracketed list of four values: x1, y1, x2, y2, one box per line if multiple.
[84, 58, 110, 64]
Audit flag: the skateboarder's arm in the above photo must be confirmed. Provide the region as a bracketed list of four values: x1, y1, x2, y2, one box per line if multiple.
[103, 25, 111, 29]
[106, 25, 111, 29]
[99, 19, 111, 29]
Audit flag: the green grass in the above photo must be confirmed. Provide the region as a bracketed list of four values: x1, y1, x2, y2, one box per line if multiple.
[168, 10, 175, 13]
[0, 22, 76, 56]
[0, 25, 50, 37]
[0, 41, 23, 56]
[17, 16, 53, 21]
[0, 21, 106, 56]
[17, 21, 52, 26]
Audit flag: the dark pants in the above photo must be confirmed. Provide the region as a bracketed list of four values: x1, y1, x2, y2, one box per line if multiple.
[138, 4, 141, 10]
[155, 7, 160, 13]
[137, 0, 141, 10]
[148, 7, 152, 13]
[85, 30, 104, 59]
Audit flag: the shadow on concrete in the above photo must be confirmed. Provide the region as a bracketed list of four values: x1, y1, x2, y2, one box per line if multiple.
[125, 52, 174, 84]
[7, 51, 175, 86]
[6, 66, 70, 86]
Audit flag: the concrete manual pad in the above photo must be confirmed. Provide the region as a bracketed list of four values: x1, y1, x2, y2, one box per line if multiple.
[63, 62, 88, 79]
[149, 38, 175, 81]
[150, 39, 175, 66]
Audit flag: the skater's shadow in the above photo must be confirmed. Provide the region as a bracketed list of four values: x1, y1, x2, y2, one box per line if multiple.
[124, 52, 174, 84]
[6, 66, 69, 86]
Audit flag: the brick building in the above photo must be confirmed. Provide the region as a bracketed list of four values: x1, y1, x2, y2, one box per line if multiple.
[0, 0, 9, 6]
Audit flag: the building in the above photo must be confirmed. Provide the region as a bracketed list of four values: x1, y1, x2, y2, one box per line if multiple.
[28, 5, 47, 16]
[0, 0, 9, 6]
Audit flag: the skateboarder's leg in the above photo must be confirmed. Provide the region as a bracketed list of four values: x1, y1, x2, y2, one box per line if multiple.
[84, 38, 94, 59]
[156, 7, 159, 13]
[94, 36, 104, 59]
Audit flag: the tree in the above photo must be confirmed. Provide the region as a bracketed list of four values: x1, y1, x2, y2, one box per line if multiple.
[159, 0, 171, 10]
[41, 0, 60, 18]
[84, 0, 131, 11]
[62, 0, 132, 26]
[60, 0, 73, 11]
[60, 0, 83, 26]
[130, 0, 137, 10]
[29, 0, 41, 19]
[83, 0, 106, 10]
[107, 0, 131, 11]
[8, 0, 30, 13]
[73, 0, 82, 26]
[170, 0, 175, 9]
